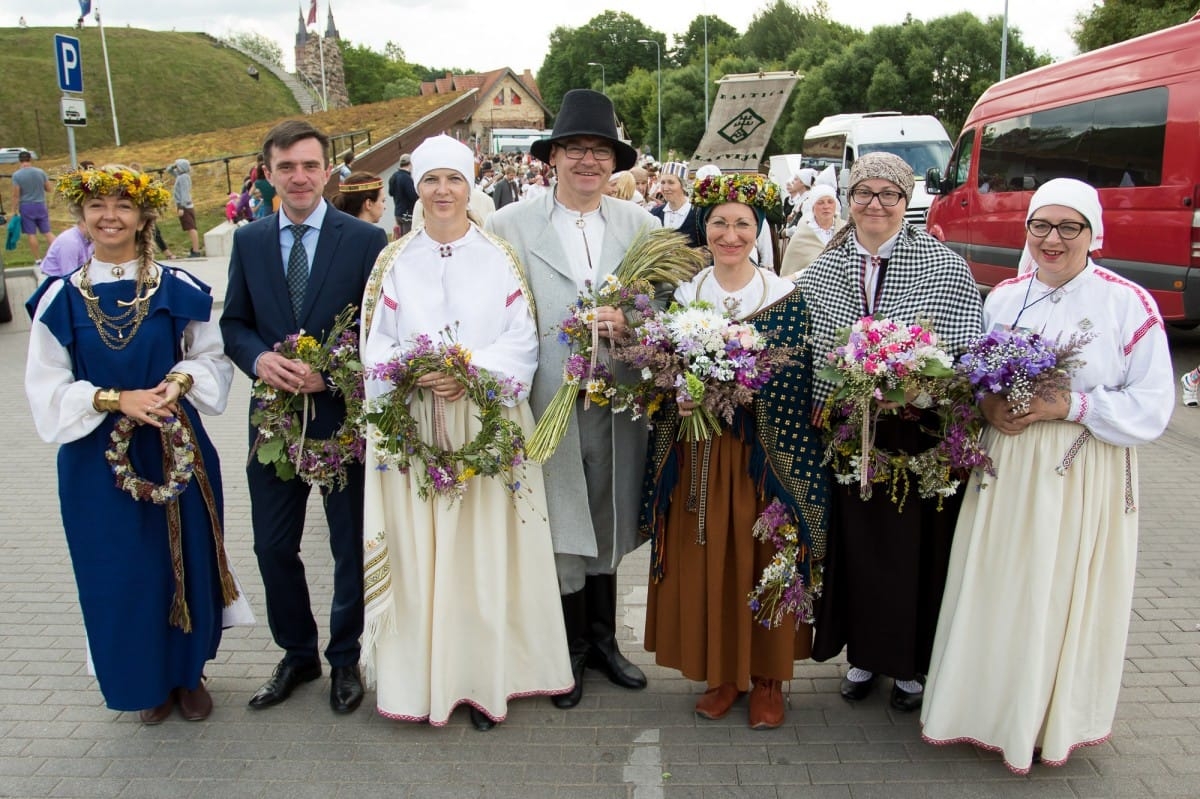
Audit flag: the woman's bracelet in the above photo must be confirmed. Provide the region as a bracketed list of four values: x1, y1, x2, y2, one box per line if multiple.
[92, 388, 121, 413]
[163, 371, 194, 396]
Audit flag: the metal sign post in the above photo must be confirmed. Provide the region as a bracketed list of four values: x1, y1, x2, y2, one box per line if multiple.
[54, 34, 85, 168]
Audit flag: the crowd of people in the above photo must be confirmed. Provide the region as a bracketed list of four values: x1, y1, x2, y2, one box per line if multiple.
[21, 89, 1180, 775]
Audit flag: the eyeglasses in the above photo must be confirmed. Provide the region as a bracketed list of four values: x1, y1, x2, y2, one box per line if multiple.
[706, 219, 757, 234]
[560, 144, 616, 162]
[850, 187, 904, 207]
[1026, 219, 1089, 240]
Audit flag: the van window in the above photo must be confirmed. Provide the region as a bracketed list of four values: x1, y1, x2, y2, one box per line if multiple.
[945, 129, 976, 191]
[804, 134, 847, 165]
[978, 87, 1167, 191]
[858, 142, 953, 177]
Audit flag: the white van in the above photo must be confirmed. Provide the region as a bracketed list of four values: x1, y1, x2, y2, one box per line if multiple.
[801, 112, 952, 228]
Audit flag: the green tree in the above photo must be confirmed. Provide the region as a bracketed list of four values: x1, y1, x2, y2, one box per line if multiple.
[341, 42, 405, 104]
[742, 0, 806, 63]
[673, 15, 740, 67]
[224, 31, 283, 67]
[779, 12, 1046, 149]
[610, 68, 658, 155]
[1073, 0, 1195, 51]
[536, 12, 665, 111]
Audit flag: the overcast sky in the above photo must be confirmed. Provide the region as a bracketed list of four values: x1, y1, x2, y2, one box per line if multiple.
[8, 0, 1096, 74]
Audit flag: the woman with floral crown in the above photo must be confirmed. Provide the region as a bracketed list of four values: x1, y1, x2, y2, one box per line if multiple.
[640, 173, 830, 729]
[25, 165, 248, 723]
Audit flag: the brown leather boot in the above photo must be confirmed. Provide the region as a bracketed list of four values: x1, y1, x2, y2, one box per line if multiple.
[138, 690, 176, 725]
[748, 677, 784, 730]
[694, 683, 741, 720]
[177, 681, 213, 721]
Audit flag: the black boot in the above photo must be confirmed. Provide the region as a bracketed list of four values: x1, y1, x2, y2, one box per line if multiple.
[552, 589, 588, 709]
[583, 573, 647, 690]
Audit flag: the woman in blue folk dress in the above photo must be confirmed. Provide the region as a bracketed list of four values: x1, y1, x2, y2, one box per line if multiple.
[25, 166, 246, 723]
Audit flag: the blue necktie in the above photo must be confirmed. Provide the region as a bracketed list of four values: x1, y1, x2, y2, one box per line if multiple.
[286, 224, 310, 320]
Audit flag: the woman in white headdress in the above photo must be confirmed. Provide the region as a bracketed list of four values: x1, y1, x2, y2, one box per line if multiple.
[358, 134, 572, 732]
[651, 161, 701, 246]
[921, 178, 1174, 773]
[778, 184, 845, 279]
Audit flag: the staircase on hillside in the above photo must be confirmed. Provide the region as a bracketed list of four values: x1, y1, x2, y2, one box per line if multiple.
[220, 40, 321, 114]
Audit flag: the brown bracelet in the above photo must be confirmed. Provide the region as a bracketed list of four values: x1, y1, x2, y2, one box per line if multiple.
[92, 388, 121, 414]
[163, 371, 194, 396]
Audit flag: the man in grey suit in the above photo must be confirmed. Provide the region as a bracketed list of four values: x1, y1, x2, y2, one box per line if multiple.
[486, 89, 656, 708]
[221, 120, 386, 714]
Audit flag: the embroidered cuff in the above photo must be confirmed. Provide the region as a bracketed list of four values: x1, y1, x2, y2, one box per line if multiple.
[1068, 391, 1089, 423]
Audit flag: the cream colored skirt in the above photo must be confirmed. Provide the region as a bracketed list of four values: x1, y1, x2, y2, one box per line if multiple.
[921, 421, 1139, 773]
[361, 396, 573, 725]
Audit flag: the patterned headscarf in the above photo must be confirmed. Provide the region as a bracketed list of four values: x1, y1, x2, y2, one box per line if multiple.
[848, 152, 915, 203]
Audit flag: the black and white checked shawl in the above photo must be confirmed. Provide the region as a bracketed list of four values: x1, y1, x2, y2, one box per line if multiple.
[800, 224, 984, 410]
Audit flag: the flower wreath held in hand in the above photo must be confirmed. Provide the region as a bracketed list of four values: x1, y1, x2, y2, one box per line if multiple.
[250, 304, 365, 491]
[106, 414, 196, 504]
[365, 325, 528, 505]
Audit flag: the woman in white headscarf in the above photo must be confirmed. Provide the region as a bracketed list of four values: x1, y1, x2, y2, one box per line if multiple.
[921, 178, 1174, 773]
[358, 134, 572, 732]
[778, 185, 844, 279]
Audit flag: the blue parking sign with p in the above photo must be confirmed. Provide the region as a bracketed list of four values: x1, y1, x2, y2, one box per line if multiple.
[55, 34, 83, 93]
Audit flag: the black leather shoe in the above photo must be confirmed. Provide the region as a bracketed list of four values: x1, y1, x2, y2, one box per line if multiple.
[889, 682, 923, 713]
[248, 659, 321, 709]
[587, 639, 647, 690]
[330, 664, 364, 714]
[468, 706, 496, 731]
[552, 650, 588, 709]
[839, 673, 876, 702]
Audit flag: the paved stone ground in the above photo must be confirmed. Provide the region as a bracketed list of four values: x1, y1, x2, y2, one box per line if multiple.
[1, 264, 1198, 798]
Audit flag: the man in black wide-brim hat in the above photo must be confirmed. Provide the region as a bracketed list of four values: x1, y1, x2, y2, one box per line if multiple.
[487, 89, 656, 708]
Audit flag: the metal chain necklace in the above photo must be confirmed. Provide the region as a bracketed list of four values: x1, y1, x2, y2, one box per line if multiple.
[77, 260, 160, 350]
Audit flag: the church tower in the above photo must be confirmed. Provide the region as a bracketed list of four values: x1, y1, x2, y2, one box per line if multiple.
[294, 3, 350, 110]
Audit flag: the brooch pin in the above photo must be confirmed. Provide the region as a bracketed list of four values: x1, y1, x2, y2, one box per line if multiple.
[1079, 318, 1093, 331]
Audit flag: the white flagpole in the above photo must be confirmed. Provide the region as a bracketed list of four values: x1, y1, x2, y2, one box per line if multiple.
[95, 5, 121, 145]
[317, 2, 328, 111]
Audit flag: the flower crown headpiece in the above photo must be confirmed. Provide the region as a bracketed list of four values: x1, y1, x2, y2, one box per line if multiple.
[57, 167, 172, 212]
[339, 178, 383, 194]
[691, 173, 780, 211]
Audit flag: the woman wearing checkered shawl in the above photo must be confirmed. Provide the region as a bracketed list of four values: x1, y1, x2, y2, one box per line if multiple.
[799, 153, 983, 713]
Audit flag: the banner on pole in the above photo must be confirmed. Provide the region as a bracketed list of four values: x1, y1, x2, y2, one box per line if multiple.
[691, 71, 800, 172]
[307, 0, 318, 25]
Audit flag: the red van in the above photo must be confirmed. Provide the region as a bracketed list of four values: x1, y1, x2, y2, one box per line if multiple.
[925, 14, 1200, 324]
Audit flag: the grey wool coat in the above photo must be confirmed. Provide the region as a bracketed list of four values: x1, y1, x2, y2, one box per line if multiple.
[486, 190, 658, 565]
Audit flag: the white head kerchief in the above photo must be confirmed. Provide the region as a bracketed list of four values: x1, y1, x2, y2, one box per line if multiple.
[412, 134, 475, 186]
[801, 183, 840, 219]
[1018, 178, 1104, 275]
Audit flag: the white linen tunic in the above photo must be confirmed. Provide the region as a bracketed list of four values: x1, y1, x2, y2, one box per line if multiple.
[921, 261, 1173, 773]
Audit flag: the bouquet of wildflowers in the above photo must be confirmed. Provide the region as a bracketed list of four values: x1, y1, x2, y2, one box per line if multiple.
[746, 500, 820, 629]
[613, 300, 800, 441]
[365, 326, 528, 505]
[957, 329, 1091, 415]
[817, 316, 969, 503]
[525, 227, 706, 462]
[251, 304, 364, 490]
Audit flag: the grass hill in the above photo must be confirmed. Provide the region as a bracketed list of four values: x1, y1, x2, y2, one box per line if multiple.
[0, 24, 469, 266]
[0, 26, 300, 156]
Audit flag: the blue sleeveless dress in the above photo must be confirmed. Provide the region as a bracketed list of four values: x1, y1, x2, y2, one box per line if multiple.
[28, 267, 227, 711]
